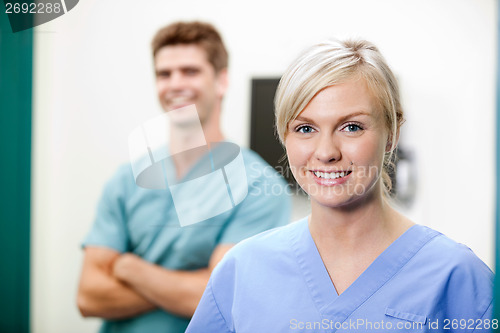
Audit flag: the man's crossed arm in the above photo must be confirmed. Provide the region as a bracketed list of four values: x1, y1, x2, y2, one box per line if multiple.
[76, 244, 232, 319]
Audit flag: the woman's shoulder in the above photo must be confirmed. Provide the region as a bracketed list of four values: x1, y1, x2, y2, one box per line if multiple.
[233, 217, 307, 254]
[412, 224, 493, 304]
[419, 225, 492, 271]
[214, 217, 307, 271]
[401, 225, 493, 318]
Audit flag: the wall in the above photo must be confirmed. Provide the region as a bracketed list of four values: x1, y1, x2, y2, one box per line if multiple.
[32, 0, 497, 332]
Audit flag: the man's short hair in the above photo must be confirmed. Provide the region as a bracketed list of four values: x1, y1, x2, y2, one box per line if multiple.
[152, 21, 228, 73]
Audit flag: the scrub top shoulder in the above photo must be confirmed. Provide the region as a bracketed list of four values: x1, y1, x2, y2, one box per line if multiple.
[187, 218, 493, 333]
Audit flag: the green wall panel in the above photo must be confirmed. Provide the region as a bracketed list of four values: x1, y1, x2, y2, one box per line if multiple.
[0, 7, 32, 333]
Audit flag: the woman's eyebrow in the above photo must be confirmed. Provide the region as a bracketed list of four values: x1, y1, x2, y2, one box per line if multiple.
[293, 111, 371, 124]
[293, 116, 314, 123]
[336, 111, 372, 123]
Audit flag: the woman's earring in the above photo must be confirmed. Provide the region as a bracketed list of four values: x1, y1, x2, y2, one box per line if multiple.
[350, 161, 353, 166]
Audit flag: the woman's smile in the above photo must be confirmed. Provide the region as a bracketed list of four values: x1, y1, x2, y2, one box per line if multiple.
[310, 169, 353, 185]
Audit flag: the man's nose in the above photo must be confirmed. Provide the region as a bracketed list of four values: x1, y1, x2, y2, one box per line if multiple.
[168, 71, 186, 90]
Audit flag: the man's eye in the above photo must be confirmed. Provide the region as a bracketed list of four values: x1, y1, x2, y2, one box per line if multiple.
[297, 125, 314, 134]
[157, 72, 170, 78]
[342, 124, 363, 132]
[184, 69, 199, 75]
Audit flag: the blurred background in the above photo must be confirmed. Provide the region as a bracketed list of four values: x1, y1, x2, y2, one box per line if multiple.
[0, 0, 497, 332]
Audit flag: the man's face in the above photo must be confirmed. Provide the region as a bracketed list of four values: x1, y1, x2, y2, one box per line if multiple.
[154, 44, 227, 125]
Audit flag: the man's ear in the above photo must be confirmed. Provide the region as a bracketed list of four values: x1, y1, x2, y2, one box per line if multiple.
[216, 68, 229, 97]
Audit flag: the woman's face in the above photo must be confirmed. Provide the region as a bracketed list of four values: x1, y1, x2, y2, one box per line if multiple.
[285, 78, 389, 209]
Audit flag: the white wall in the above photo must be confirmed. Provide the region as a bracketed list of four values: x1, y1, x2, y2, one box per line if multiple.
[32, 0, 497, 332]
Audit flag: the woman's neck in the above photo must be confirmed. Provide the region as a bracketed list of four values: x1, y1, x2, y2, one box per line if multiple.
[308, 188, 413, 254]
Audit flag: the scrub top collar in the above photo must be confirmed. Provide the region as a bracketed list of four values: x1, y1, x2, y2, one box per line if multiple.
[289, 218, 440, 325]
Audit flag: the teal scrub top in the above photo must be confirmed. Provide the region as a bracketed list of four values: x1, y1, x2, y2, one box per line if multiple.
[83, 147, 291, 333]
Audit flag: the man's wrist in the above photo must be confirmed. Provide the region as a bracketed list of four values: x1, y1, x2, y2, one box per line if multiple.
[113, 253, 143, 282]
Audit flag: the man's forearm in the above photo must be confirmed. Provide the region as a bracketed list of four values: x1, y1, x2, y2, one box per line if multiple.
[113, 254, 211, 318]
[78, 264, 156, 320]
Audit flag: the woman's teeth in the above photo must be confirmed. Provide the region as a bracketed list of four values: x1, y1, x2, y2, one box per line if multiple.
[313, 171, 351, 179]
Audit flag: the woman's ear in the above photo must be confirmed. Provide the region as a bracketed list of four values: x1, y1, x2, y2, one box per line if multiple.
[385, 128, 400, 153]
[385, 141, 392, 153]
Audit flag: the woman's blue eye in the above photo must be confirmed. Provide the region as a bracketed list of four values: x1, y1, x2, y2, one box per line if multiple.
[344, 124, 362, 132]
[297, 126, 314, 134]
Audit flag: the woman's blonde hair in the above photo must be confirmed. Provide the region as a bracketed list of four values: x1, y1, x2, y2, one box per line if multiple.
[274, 38, 404, 196]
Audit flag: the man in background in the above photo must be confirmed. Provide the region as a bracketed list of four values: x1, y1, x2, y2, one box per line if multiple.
[77, 21, 290, 333]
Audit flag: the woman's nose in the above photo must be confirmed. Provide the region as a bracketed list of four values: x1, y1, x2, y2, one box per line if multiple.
[314, 134, 341, 163]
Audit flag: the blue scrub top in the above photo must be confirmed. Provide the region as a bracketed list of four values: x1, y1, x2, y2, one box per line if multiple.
[82, 147, 291, 333]
[187, 217, 493, 333]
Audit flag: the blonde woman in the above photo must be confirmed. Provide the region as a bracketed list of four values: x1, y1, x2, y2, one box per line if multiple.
[186, 39, 493, 332]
